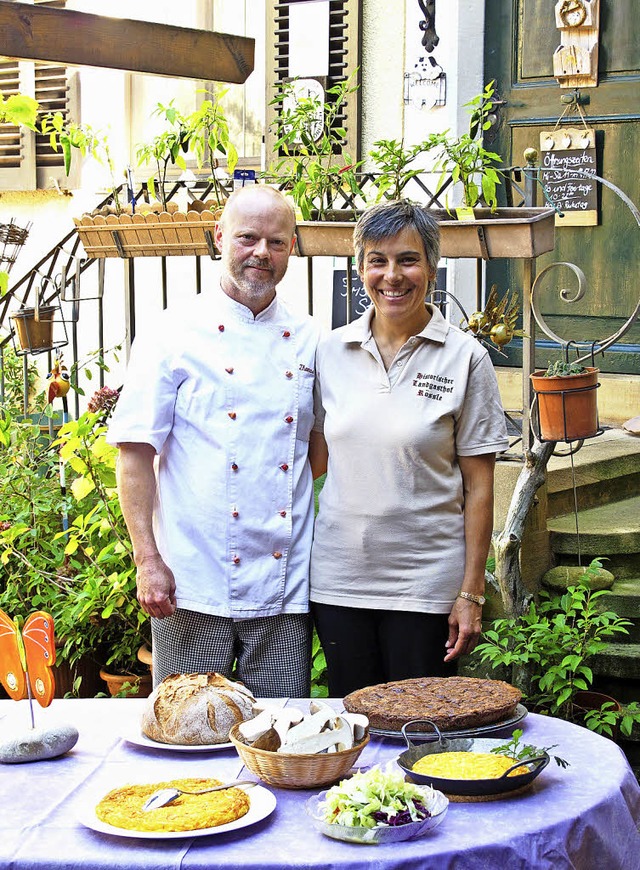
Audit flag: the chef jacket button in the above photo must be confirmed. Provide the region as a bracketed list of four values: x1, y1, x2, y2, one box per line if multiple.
[232, 555, 240, 564]
[232, 510, 239, 518]
[283, 330, 291, 338]
[228, 411, 237, 420]
[231, 462, 238, 471]
[225, 367, 234, 374]
[280, 510, 287, 517]
[280, 463, 289, 471]
[285, 370, 293, 379]
[218, 324, 225, 332]
[273, 551, 282, 559]
[285, 415, 294, 424]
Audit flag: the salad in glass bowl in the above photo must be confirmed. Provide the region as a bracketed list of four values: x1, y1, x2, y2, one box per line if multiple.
[305, 764, 448, 844]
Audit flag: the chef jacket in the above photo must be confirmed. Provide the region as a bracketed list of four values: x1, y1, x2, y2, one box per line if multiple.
[107, 287, 321, 619]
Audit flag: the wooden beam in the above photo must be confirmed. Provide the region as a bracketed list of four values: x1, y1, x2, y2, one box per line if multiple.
[0, 1, 254, 83]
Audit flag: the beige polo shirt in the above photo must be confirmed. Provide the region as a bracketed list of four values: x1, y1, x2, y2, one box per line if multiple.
[310, 303, 509, 614]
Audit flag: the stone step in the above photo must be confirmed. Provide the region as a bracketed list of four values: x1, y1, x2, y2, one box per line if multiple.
[592, 643, 640, 681]
[546, 429, 640, 517]
[599, 578, 640, 643]
[548, 496, 640, 557]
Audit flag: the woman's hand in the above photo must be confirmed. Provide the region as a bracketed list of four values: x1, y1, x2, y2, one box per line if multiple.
[444, 597, 483, 661]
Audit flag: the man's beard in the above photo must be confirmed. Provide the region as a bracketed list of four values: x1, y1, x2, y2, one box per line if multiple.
[230, 259, 278, 299]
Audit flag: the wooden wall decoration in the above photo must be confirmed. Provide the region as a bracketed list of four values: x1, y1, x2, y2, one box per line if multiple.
[553, 0, 600, 88]
[540, 126, 598, 226]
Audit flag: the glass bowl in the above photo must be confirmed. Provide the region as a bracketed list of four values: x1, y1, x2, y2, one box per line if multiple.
[305, 787, 448, 845]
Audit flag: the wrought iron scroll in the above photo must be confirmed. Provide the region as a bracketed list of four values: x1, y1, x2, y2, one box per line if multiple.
[418, 0, 438, 52]
[530, 170, 640, 366]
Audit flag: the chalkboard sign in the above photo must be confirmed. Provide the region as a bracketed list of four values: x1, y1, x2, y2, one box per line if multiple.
[331, 266, 447, 328]
[540, 127, 598, 226]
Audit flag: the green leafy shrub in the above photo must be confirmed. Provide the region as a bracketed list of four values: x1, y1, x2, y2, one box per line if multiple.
[474, 559, 640, 737]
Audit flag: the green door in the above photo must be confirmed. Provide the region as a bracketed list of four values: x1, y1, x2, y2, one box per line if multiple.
[484, 0, 640, 373]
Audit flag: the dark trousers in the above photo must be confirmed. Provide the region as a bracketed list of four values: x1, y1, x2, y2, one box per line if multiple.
[312, 602, 456, 697]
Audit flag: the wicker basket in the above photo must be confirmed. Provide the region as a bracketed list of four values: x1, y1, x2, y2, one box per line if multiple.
[229, 723, 370, 789]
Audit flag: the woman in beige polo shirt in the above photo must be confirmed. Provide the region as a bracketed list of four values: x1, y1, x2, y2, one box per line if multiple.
[309, 200, 509, 697]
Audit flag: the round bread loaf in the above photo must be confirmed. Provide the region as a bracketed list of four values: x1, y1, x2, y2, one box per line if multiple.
[344, 677, 522, 732]
[141, 673, 256, 745]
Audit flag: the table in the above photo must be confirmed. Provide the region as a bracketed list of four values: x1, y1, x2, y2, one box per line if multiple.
[1, 698, 639, 870]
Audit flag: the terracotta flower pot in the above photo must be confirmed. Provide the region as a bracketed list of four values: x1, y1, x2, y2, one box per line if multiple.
[99, 668, 152, 698]
[10, 306, 57, 351]
[530, 367, 599, 442]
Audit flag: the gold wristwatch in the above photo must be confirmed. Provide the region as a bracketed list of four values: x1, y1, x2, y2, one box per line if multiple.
[457, 591, 486, 606]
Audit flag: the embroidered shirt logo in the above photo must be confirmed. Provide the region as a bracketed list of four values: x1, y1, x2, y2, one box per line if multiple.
[413, 371, 454, 401]
[299, 364, 315, 375]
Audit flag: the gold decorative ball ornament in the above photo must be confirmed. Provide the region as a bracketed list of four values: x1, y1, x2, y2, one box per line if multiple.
[489, 322, 514, 348]
[523, 147, 539, 164]
[466, 311, 489, 334]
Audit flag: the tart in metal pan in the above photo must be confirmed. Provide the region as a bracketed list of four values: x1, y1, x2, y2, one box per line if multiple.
[369, 703, 528, 740]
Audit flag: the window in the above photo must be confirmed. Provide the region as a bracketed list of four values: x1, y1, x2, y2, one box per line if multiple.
[265, 0, 362, 166]
[0, 1, 79, 191]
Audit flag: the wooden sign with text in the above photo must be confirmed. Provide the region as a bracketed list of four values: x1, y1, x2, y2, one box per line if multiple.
[540, 127, 598, 226]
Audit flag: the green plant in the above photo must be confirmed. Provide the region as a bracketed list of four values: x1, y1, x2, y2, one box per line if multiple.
[367, 138, 433, 202]
[53, 408, 150, 676]
[311, 627, 328, 698]
[432, 81, 502, 211]
[186, 89, 239, 207]
[0, 402, 150, 684]
[40, 114, 123, 213]
[543, 360, 588, 378]
[135, 100, 189, 210]
[0, 347, 38, 413]
[0, 90, 39, 293]
[269, 74, 363, 220]
[492, 729, 569, 768]
[474, 559, 640, 736]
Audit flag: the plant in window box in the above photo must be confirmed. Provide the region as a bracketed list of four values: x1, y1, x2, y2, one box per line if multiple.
[269, 74, 363, 257]
[474, 559, 640, 739]
[40, 114, 124, 215]
[367, 137, 437, 203]
[185, 89, 239, 214]
[69, 95, 237, 259]
[428, 82, 555, 260]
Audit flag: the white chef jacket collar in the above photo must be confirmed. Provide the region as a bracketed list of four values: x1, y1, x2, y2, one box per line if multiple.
[217, 283, 280, 322]
[340, 302, 449, 346]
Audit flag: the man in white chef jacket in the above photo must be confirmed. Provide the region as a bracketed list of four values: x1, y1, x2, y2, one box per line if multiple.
[107, 185, 321, 697]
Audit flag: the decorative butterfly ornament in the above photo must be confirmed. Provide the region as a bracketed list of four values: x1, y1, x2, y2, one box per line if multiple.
[0, 609, 56, 718]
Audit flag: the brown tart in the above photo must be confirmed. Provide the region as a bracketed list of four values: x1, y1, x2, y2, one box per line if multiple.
[343, 676, 522, 732]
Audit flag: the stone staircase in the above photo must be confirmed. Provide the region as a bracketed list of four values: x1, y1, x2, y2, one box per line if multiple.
[545, 428, 640, 770]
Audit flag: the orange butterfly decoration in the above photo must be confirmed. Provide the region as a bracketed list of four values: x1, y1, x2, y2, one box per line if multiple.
[0, 609, 56, 710]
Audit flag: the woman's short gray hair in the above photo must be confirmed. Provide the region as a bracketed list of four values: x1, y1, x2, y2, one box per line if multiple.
[353, 200, 440, 277]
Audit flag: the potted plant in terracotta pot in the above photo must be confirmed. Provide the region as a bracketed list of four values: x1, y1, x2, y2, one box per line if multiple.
[530, 359, 600, 442]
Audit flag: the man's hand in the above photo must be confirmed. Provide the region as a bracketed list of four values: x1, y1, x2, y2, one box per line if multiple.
[444, 596, 483, 662]
[136, 552, 177, 618]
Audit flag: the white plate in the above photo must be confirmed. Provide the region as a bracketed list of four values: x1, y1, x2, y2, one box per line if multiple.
[121, 729, 234, 752]
[78, 784, 276, 839]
